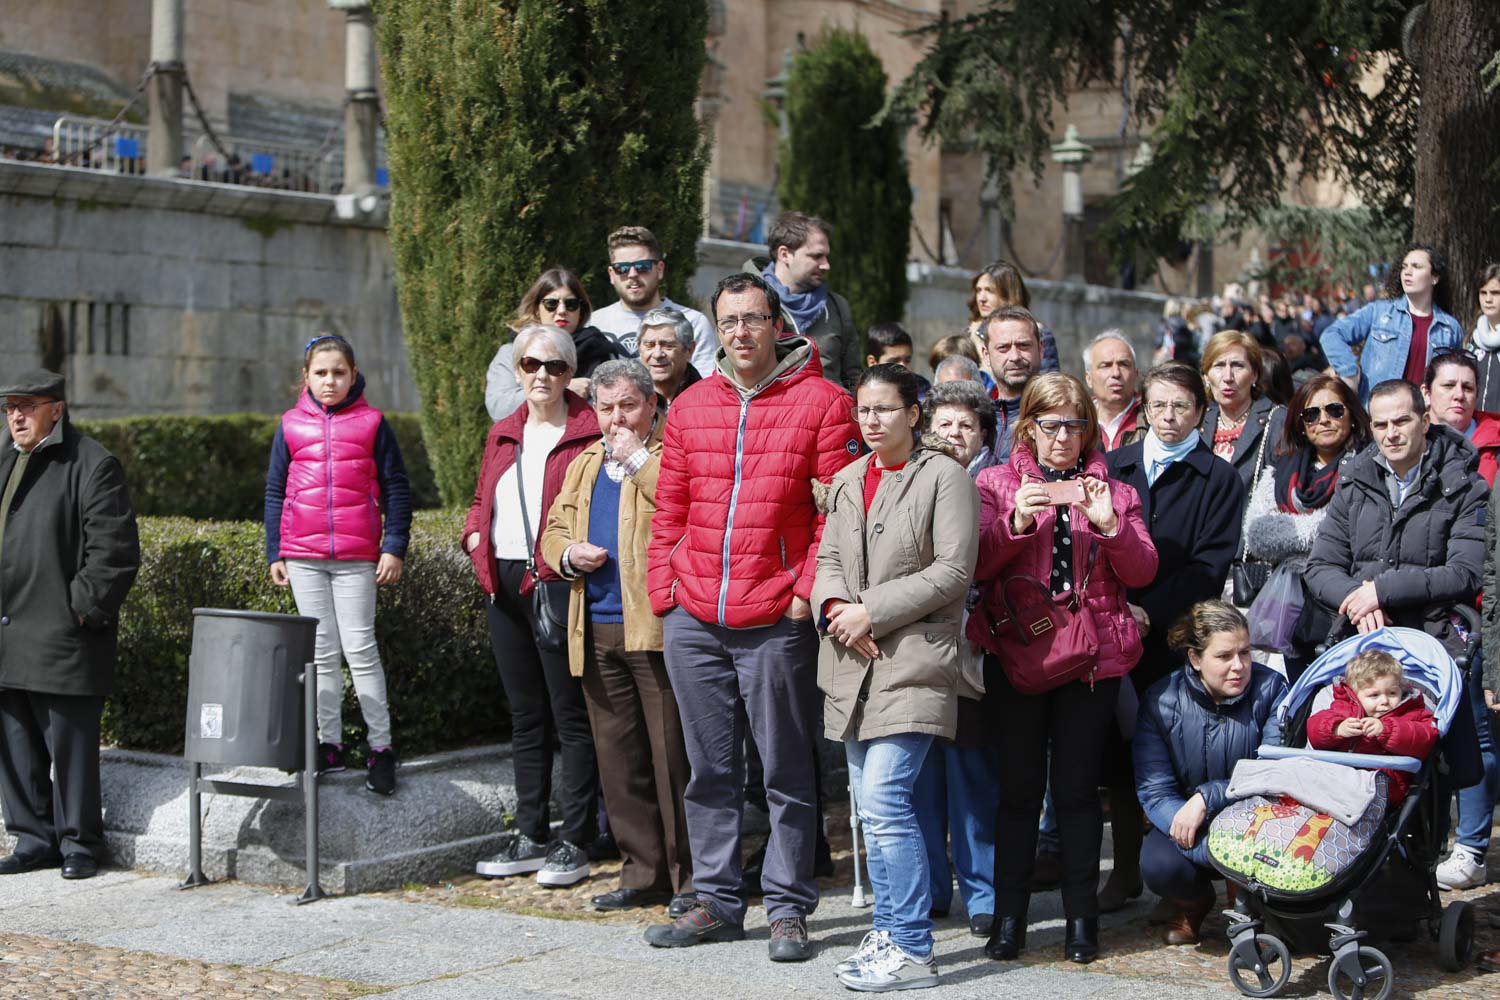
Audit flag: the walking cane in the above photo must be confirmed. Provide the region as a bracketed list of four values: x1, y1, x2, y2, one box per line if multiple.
[849, 779, 870, 907]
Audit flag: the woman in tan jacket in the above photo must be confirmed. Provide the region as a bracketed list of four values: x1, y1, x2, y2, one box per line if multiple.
[812, 364, 980, 992]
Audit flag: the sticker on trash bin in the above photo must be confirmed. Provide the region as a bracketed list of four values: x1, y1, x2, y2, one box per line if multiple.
[200, 703, 223, 739]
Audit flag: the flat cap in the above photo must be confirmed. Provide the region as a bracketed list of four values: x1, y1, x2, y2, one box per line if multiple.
[0, 368, 65, 400]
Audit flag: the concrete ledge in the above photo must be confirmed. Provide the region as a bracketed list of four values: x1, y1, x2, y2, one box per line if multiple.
[0, 744, 531, 894]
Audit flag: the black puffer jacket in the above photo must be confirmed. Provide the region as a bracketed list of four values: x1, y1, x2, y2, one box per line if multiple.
[1305, 425, 1486, 650]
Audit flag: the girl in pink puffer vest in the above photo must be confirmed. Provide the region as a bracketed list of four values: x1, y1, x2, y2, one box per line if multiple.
[264, 335, 412, 795]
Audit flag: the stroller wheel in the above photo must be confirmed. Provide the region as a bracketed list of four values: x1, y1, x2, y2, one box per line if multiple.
[1437, 901, 1474, 972]
[1326, 945, 1393, 1000]
[1227, 933, 1291, 997]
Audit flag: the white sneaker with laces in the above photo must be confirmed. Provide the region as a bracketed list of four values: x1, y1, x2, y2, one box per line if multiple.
[837, 942, 939, 993]
[835, 930, 892, 977]
[1436, 847, 1486, 890]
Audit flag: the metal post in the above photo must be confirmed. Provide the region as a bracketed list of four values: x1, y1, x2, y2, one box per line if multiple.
[1050, 125, 1094, 283]
[179, 760, 210, 888]
[147, 0, 185, 177]
[296, 664, 327, 904]
[333, 1, 379, 194]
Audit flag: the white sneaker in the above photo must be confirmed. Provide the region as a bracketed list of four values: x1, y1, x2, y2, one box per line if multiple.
[835, 930, 892, 977]
[837, 943, 939, 992]
[535, 840, 590, 887]
[1436, 847, 1486, 890]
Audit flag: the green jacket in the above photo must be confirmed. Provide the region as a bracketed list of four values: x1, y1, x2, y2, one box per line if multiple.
[0, 419, 139, 696]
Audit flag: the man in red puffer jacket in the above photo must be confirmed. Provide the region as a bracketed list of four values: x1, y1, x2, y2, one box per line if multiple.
[643, 272, 859, 960]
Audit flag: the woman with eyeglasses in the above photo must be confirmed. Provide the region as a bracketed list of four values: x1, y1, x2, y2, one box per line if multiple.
[1241, 374, 1370, 682]
[1099, 363, 1246, 913]
[969, 373, 1157, 964]
[812, 365, 979, 990]
[465, 324, 602, 887]
[485, 268, 631, 420]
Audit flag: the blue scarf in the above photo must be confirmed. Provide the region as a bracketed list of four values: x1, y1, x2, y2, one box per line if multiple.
[761, 262, 828, 335]
[1142, 429, 1198, 486]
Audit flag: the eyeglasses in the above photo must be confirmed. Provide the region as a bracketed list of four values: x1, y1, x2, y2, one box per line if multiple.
[541, 297, 581, 313]
[1300, 402, 1348, 424]
[517, 356, 571, 377]
[1035, 418, 1090, 438]
[1145, 400, 1197, 416]
[716, 313, 773, 334]
[853, 405, 910, 422]
[1, 399, 56, 416]
[608, 259, 659, 276]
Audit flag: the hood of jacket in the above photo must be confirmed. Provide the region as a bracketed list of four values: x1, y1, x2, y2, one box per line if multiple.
[714, 334, 821, 395]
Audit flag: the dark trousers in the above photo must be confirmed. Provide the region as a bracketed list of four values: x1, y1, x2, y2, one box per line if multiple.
[1141, 827, 1216, 901]
[991, 660, 1120, 919]
[487, 559, 597, 846]
[0, 689, 105, 861]
[582, 621, 693, 893]
[663, 607, 820, 925]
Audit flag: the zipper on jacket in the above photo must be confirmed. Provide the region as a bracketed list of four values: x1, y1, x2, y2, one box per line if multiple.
[324, 412, 336, 559]
[779, 536, 794, 583]
[717, 396, 752, 625]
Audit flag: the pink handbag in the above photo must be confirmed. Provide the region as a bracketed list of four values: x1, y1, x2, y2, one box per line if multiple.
[984, 543, 1099, 694]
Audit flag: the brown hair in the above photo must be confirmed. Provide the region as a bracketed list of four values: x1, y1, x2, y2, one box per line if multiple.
[1200, 329, 1265, 396]
[1141, 362, 1208, 415]
[512, 268, 593, 331]
[767, 211, 830, 257]
[303, 334, 356, 371]
[1167, 600, 1248, 654]
[606, 225, 662, 260]
[1277, 374, 1370, 458]
[928, 333, 980, 369]
[967, 261, 1030, 322]
[1014, 372, 1100, 457]
[1345, 649, 1403, 690]
[981, 305, 1042, 348]
[1467, 261, 1500, 341]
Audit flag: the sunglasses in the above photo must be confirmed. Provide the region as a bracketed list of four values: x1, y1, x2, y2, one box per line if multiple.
[541, 297, 581, 313]
[608, 259, 659, 276]
[517, 356, 570, 377]
[1300, 402, 1348, 424]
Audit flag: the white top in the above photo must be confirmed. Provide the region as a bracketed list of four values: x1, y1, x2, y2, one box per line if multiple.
[591, 297, 719, 378]
[491, 419, 567, 561]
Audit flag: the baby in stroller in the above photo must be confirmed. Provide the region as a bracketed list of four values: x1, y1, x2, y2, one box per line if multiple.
[1307, 649, 1439, 807]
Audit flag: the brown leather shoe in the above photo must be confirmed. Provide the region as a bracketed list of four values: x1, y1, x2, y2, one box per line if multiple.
[1162, 892, 1215, 945]
[1478, 948, 1500, 974]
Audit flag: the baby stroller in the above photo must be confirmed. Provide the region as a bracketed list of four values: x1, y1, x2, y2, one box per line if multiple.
[1210, 626, 1477, 1000]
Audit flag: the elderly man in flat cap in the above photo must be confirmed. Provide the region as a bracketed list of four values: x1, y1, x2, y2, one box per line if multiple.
[0, 370, 138, 880]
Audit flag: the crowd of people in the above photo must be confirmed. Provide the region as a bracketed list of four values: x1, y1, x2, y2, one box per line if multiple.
[3, 215, 1499, 993]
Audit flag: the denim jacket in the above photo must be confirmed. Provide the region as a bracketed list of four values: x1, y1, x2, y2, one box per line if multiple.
[1320, 297, 1463, 403]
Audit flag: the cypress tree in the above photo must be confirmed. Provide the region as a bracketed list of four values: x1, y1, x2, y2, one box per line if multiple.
[778, 29, 911, 339]
[375, 1, 708, 504]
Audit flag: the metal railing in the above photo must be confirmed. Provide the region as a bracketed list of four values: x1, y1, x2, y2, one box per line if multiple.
[190, 133, 327, 192]
[51, 115, 156, 172]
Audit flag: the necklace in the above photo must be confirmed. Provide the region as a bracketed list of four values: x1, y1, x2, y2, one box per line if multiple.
[1218, 405, 1251, 429]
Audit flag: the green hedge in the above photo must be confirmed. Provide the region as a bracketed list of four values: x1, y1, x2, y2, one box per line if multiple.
[106, 508, 504, 755]
[74, 412, 441, 521]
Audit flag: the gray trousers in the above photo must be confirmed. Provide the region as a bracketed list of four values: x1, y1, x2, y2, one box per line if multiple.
[662, 607, 820, 924]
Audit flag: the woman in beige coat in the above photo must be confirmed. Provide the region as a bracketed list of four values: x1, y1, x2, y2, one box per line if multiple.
[812, 364, 980, 991]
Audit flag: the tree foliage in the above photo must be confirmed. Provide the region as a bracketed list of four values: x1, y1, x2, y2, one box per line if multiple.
[779, 29, 911, 336]
[375, 0, 708, 503]
[885, 1, 1499, 310]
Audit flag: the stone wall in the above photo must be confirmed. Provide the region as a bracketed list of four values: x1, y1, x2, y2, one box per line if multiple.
[0, 161, 411, 418]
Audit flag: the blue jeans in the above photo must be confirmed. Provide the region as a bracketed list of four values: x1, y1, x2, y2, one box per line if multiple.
[848, 734, 935, 957]
[914, 741, 999, 916]
[1452, 648, 1498, 856]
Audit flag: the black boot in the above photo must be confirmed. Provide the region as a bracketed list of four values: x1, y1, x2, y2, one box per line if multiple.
[1064, 917, 1099, 963]
[985, 914, 1027, 961]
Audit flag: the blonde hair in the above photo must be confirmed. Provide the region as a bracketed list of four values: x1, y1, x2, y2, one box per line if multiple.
[1200, 329, 1265, 396]
[1167, 600, 1248, 654]
[1345, 650, 1403, 690]
[1013, 372, 1100, 457]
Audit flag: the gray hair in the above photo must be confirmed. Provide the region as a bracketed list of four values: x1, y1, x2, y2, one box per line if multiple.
[1082, 329, 1137, 369]
[934, 355, 982, 383]
[511, 324, 578, 372]
[925, 379, 998, 445]
[640, 306, 695, 349]
[590, 358, 654, 403]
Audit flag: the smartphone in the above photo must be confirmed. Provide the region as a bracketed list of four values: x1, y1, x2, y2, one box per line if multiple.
[1037, 480, 1086, 506]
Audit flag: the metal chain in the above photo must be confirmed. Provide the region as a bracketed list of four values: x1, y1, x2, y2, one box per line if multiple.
[55, 63, 156, 165]
[312, 94, 353, 159]
[180, 67, 232, 161]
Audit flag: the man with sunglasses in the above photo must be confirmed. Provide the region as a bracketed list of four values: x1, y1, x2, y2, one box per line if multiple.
[0, 370, 139, 881]
[591, 226, 716, 377]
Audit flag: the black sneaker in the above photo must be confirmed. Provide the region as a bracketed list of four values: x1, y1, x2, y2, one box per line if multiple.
[536, 840, 590, 887]
[644, 901, 746, 947]
[475, 833, 548, 877]
[768, 914, 812, 962]
[315, 742, 345, 775]
[365, 748, 397, 796]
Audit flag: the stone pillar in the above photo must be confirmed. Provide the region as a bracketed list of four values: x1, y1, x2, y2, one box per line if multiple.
[146, 0, 185, 177]
[332, 1, 380, 194]
[1050, 124, 1093, 283]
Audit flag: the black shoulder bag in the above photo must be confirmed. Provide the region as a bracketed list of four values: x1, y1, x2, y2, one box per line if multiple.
[514, 445, 570, 653]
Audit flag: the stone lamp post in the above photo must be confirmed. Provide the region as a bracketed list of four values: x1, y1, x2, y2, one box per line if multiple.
[147, 0, 185, 176]
[328, 0, 380, 194]
[1050, 124, 1093, 283]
